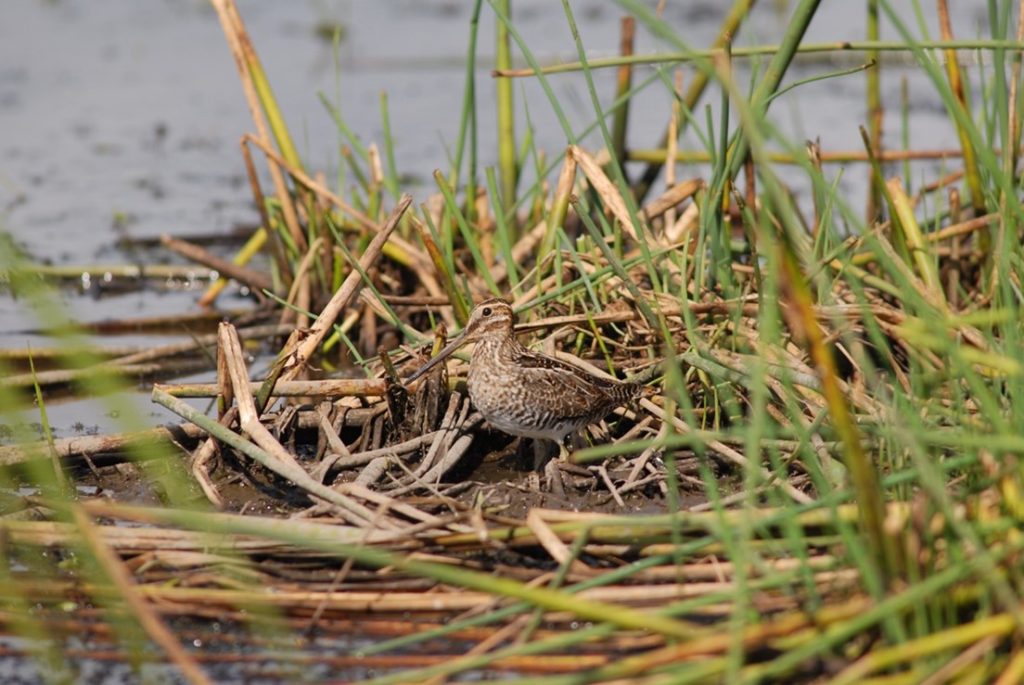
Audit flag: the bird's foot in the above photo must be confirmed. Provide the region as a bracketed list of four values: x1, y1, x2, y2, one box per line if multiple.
[532, 439, 555, 471]
[543, 458, 566, 497]
[557, 442, 570, 463]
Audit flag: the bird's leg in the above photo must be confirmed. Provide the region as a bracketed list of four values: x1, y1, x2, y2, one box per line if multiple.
[532, 439, 553, 471]
[543, 458, 565, 498]
[534, 440, 565, 495]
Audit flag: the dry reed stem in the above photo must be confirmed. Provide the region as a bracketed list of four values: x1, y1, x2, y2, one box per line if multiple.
[294, 256, 312, 330]
[1, 323, 287, 390]
[0, 423, 207, 467]
[936, 0, 986, 215]
[0, 519, 286, 552]
[356, 289, 430, 346]
[919, 635, 1000, 685]
[634, 145, 975, 165]
[209, 0, 305, 252]
[386, 430, 479, 496]
[665, 200, 702, 244]
[397, 393, 467, 484]
[510, 266, 577, 309]
[0, 345, 140, 361]
[27, 263, 218, 281]
[190, 412, 232, 510]
[278, 236, 322, 322]
[595, 598, 867, 678]
[79, 501, 418, 548]
[595, 464, 627, 508]
[1009, 0, 1024, 178]
[540, 146, 578, 266]
[219, 323, 304, 473]
[640, 178, 703, 223]
[994, 642, 1024, 685]
[570, 145, 646, 244]
[0, 573, 854, 629]
[235, 136, 270, 239]
[333, 483, 447, 529]
[313, 407, 350, 470]
[515, 308, 637, 334]
[833, 613, 1017, 684]
[157, 378, 388, 398]
[420, 614, 536, 685]
[643, 398, 811, 506]
[160, 234, 273, 294]
[81, 307, 259, 335]
[114, 323, 288, 368]
[152, 368, 370, 532]
[277, 194, 412, 383]
[124, 580, 737, 614]
[70, 505, 215, 685]
[242, 134, 375, 233]
[526, 509, 593, 576]
[0, 512, 855, 599]
[191, 327, 242, 508]
[848, 212, 995, 267]
[216, 324, 388, 526]
[241, 135, 433, 274]
[886, 177, 945, 302]
[663, 70, 683, 230]
[320, 430, 442, 472]
[1, 360, 208, 390]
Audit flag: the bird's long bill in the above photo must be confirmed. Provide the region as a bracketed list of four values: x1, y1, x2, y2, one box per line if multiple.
[403, 331, 468, 385]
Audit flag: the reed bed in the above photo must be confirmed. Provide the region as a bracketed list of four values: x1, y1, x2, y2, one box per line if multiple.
[2, 0, 1024, 682]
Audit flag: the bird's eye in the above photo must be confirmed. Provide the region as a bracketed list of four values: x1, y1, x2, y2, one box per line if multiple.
[482, 306, 493, 317]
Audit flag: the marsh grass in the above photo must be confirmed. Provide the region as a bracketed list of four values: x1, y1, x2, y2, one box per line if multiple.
[2, 0, 1024, 682]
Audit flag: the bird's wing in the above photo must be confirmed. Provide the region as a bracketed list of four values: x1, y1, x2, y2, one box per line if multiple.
[515, 351, 619, 387]
[514, 352, 616, 418]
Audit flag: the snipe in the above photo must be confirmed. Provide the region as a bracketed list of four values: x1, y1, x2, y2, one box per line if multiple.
[404, 298, 643, 463]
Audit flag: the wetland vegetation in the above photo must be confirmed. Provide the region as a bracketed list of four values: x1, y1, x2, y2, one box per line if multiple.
[2, 0, 1024, 682]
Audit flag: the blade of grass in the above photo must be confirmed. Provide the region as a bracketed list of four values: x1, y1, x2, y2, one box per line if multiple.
[27, 347, 67, 496]
[494, 0, 517, 209]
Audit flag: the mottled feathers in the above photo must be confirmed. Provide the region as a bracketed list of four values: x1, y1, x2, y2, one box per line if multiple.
[409, 298, 643, 444]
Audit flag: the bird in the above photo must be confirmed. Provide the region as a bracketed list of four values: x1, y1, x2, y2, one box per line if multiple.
[403, 298, 643, 466]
